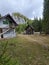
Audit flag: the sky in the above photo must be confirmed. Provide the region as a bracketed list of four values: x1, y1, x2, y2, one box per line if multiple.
[0, 0, 43, 19]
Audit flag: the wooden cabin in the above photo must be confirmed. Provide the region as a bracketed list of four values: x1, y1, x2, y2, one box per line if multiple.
[0, 14, 18, 38]
[25, 25, 34, 34]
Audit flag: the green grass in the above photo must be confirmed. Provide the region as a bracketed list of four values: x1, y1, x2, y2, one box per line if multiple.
[0, 35, 49, 65]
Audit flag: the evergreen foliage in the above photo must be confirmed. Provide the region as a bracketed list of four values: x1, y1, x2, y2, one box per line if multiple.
[43, 0, 49, 34]
[32, 18, 42, 32]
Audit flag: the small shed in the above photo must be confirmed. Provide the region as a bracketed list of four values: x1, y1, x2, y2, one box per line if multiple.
[25, 25, 34, 34]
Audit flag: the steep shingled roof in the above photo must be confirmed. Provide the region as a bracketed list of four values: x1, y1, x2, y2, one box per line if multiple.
[25, 25, 34, 30]
[0, 14, 18, 26]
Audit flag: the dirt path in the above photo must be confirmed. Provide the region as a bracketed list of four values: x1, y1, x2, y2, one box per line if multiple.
[18, 34, 49, 46]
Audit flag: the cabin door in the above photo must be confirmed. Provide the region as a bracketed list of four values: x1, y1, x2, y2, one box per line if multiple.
[0, 28, 3, 38]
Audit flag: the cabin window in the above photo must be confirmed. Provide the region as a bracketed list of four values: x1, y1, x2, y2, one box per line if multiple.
[3, 19, 9, 24]
[8, 20, 12, 25]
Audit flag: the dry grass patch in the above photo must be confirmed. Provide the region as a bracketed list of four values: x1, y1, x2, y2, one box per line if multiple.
[0, 34, 49, 65]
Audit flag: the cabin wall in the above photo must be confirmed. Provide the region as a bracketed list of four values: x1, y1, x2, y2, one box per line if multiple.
[0, 18, 9, 28]
[0, 17, 17, 38]
[26, 28, 34, 34]
[3, 29, 16, 38]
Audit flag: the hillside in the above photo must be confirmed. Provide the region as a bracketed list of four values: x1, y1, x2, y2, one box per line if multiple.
[12, 12, 29, 22]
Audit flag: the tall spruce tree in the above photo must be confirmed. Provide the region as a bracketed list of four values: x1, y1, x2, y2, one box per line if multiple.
[0, 14, 1, 17]
[43, 0, 49, 34]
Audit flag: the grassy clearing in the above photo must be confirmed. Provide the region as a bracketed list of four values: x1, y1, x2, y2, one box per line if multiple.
[0, 34, 49, 65]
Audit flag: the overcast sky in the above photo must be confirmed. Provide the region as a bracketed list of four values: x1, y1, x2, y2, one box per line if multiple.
[0, 0, 43, 19]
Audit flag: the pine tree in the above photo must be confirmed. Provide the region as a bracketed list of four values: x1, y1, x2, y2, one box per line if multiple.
[0, 14, 1, 17]
[43, 0, 49, 34]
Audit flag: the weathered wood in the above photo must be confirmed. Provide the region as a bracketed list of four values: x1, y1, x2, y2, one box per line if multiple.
[0, 28, 3, 38]
[0, 14, 18, 38]
[25, 25, 34, 34]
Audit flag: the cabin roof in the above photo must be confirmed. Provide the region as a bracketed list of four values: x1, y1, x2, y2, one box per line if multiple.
[0, 14, 18, 26]
[25, 25, 34, 30]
